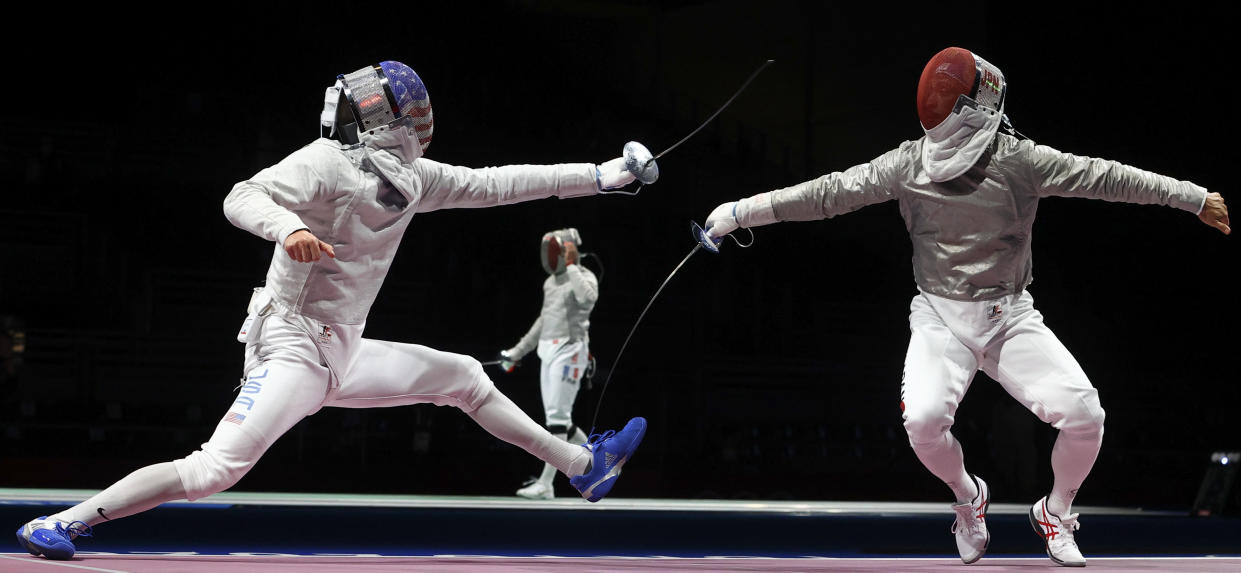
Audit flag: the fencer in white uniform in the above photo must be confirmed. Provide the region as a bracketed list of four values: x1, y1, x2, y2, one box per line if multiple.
[702, 47, 1229, 567]
[499, 228, 597, 499]
[16, 60, 650, 561]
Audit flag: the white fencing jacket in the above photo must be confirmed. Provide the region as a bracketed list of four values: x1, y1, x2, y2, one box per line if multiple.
[508, 265, 598, 360]
[224, 135, 599, 325]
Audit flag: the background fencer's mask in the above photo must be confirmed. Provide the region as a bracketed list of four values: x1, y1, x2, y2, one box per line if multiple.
[916, 47, 1007, 182]
[321, 61, 434, 152]
[540, 228, 582, 275]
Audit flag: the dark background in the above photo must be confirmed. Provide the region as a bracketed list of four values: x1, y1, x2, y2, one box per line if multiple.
[1, 2, 1236, 512]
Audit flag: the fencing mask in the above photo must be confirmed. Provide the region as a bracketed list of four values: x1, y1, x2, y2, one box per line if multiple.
[320, 61, 434, 152]
[541, 228, 582, 275]
[917, 47, 1007, 182]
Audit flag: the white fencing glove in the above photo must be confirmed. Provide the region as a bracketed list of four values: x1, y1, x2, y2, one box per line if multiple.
[497, 349, 520, 373]
[705, 193, 778, 239]
[596, 157, 636, 190]
[705, 201, 739, 239]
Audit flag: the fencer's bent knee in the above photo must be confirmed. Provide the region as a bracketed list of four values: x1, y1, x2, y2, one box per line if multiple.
[902, 404, 954, 446]
[1058, 397, 1106, 438]
[174, 433, 264, 501]
[450, 355, 495, 412]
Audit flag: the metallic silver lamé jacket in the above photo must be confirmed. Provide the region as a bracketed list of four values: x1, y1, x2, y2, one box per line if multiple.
[223, 138, 599, 325]
[761, 133, 1208, 301]
[509, 265, 598, 359]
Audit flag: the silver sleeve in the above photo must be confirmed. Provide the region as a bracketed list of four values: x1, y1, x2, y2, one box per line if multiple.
[769, 147, 902, 222]
[1026, 143, 1207, 213]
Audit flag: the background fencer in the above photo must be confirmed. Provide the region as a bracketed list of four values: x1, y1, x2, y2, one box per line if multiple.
[498, 228, 598, 500]
[16, 60, 649, 561]
[700, 47, 1229, 567]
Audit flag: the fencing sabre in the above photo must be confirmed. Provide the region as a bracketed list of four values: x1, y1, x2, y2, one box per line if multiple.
[598, 59, 776, 196]
[587, 60, 774, 432]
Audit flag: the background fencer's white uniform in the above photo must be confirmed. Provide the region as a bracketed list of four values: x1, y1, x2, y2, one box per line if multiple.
[175, 133, 602, 500]
[507, 264, 598, 430]
[728, 132, 1207, 511]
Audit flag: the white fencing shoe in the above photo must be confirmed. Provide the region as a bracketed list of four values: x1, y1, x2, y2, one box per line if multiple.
[1029, 496, 1087, 567]
[516, 478, 554, 500]
[950, 475, 991, 564]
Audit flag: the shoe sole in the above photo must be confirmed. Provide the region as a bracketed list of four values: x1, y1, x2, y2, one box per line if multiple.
[579, 420, 648, 502]
[15, 530, 74, 560]
[17, 533, 42, 557]
[1028, 507, 1085, 567]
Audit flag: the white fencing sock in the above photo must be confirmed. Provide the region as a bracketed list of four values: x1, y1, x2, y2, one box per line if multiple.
[1047, 428, 1103, 516]
[467, 388, 589, 477]
[912, 431, 978, 504]
[534, 432, 569, 485]
[50, 462, 187, 527]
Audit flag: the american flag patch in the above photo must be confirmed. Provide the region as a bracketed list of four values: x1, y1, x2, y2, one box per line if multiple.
[223, 411, 246, 425]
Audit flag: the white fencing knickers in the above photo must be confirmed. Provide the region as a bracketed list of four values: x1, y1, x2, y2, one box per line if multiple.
[536, 338, 588, 430]
[899, 289, 1105, 506]
[174, 310, 494, 501]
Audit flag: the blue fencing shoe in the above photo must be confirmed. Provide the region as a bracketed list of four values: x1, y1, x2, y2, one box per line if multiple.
[570, 417, 647, 502]
[15, 516, 92, 560]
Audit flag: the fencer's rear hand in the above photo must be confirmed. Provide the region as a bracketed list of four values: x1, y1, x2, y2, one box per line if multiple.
[284, 229, 337, 262]
[705, 201, 739, 239]
[1199, 192, 1230, 235]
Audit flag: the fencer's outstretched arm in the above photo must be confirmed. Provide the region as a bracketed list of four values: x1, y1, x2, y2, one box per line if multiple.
[1027, 144, 1205, 208]
[1026, 144, 1227, 234]
[704, 148, 902, 239]
[412, 154, 636, 213]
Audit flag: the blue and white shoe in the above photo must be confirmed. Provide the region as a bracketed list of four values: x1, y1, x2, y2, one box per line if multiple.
[570, 417, 647, 502]
[15, 515, 92, 560]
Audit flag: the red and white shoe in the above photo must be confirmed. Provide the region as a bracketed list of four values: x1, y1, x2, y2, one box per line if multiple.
[950, 475, 990, 564]
[1029, 496, 1086, 567]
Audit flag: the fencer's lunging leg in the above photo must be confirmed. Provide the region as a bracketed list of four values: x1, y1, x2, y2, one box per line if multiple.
[328, 339, 592, 478]
[41, 317, 334, 529]
[529, 425, 589, 487]
[468, 388, 590, 478]
[49, 462, 186, 527]
[174, 423, 269, 501]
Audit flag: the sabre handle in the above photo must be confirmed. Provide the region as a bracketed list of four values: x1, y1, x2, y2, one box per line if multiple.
[690, 221, 721, 253]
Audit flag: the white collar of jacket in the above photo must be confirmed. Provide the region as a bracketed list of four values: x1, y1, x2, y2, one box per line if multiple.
[920, 100, 1003, 182]
[358, 116, 424, 200]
